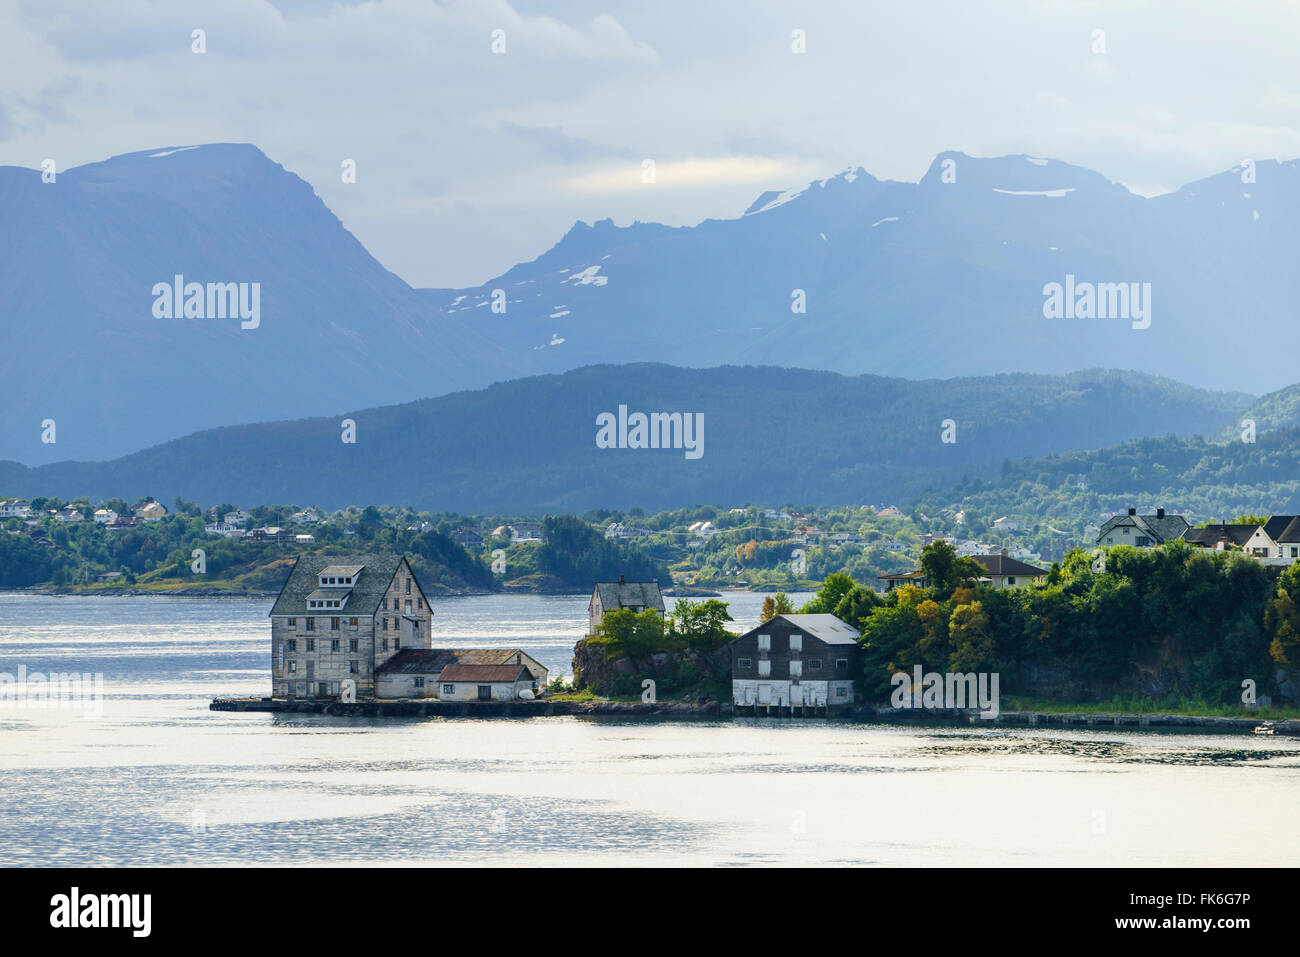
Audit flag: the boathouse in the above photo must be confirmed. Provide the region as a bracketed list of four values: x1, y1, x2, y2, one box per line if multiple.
[729, 614, 861, 711]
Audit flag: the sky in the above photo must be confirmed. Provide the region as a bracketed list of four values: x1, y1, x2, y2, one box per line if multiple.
[2, 0, 1298, 288]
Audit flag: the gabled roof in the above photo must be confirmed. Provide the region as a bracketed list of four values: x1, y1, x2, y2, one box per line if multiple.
[438, 663, 531, 683]
[1258, 515, 1300, 544]
[1097, 512, 1191, 543]
[1184, 524, 1259, 547]
[269, 554, 405, 617]
[969, 554, 1047, 577]
[376, 648, 534, 675]
[733, 613, 860, 646]
[592, 579, 665, 613]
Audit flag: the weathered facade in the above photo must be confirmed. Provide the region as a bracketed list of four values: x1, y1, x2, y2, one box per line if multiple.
[588, 576, 666, 636]
[729, 614, 861, 707]
[269, 555, 433, 699]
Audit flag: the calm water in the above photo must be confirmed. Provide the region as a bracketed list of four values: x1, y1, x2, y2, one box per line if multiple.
[1, 592, 1297, 867]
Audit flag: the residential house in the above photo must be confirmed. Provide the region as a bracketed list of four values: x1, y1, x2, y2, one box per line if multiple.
[269, 554, 434, 699]
[375, 648, 548, 700]
[588, 575, 666, 636]
[877, 569, 929, 591]
[1243, 516, 1300, 564]
[1095, 508, 1190, 548]
[204, 522, 245, 539]
[1184, 523, 1259, 552]
[0, 499, 32, 518]
[294, 533, 316, 545]
[93, 508, 118, 524]
[451, 527, 484, 549]
[223, 509, 250, 526]
[729, 614, 861, 708]
[250, 526, 292, 543]
[289, 510, 320, 525]
[508, 523, 542, 543]
[970, 553, 1047, 589]
[135, 501, 167, 522]
[54, 506, 85, 523]
[688, 520, 717, 538]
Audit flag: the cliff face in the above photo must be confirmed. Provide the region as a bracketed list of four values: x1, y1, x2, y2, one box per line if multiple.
[572, 638, 730, 700]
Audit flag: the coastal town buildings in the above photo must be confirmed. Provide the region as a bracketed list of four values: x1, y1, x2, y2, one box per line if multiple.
[375, 648, 547, 699]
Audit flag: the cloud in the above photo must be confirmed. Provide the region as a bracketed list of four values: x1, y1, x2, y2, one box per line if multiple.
[499, 122, 637, 162]
[565, 156, 815, 193]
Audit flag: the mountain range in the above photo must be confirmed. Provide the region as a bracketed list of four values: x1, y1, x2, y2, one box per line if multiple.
[0, 364, 1259, 513]
[3, 143, 1298, 465]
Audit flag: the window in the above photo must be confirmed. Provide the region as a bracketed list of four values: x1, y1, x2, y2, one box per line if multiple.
[413, 677, 425, 688]
[349, 639, 358, 652]
[349, 660, 359, 674]
[808, 659, 822, 671]
[381, 617, 388, 631]
[393, 636, 401, 650]
[331, 618, 340, 630]
[306, 638, 315, 651]
[443, 684, 455, 695]
[1007, 577, 1016, 586]
[1292, 547, 1298, 559]
[405, 599, 412, 613]
[381, 639, 388, 651]
[1135, 537, 1151, 547]
[349, 617, 358, 627]
[418, 598, 423, 610]
[836, 687, 847, 697]
[306, 618, 315, 631]
[406, 578, 412, 595]
[287, 618, 296, 627]
[737, 658, 752, 669]
[288, 661, 297, 673]
[836, 658, 848, 669]
[287, 639, 297, 652]
[331, 639, 340, 652]
[392, 598, 399, 610]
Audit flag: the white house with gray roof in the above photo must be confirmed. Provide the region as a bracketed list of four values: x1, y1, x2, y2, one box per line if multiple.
[269, 554, 433, 699]
[588, 575, 666, 636]
[1095, 507, 1191, 548]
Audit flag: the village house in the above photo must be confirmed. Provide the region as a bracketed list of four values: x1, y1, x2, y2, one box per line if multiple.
[204, 521, 246, 538]
[53, 506, 85, 523]
[970, 552, 1047, 589]
[729, 614, 861, 708]
[288, 510, 319, 525]
[132, 501, 167, 522]
[375, 648, 548, 700]
[450, 527, 484, 548]
[1095, 507, 1190, 548]
[1184, 523, 1259, 552]
[269, 555, 434, 699]
[878, 569, 929, 591]
[0, 499, 32, 518]
[93, 508, 118, 524]
[1242, 516, 1300, 563]
[588, 576, 666, 636]
[223, 509, 250, 526]
[250, 525, 292, 543]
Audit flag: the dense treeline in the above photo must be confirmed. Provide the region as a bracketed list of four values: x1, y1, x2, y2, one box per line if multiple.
[535, 515, 670, 588]
[840, 541, 1292, 705]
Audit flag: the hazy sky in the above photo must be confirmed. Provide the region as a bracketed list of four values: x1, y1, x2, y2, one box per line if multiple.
[3, 0, 1298, 287]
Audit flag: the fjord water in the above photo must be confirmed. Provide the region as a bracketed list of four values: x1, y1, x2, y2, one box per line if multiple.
[1, 593, 1296, 867]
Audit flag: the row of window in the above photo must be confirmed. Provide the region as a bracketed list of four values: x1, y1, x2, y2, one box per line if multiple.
[736, 658, 848, 670]
[284, 660, 361, 674]
[387, 597, 422, 612]
[286, 617, 359, 631]
[285, 637, 401, 653]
